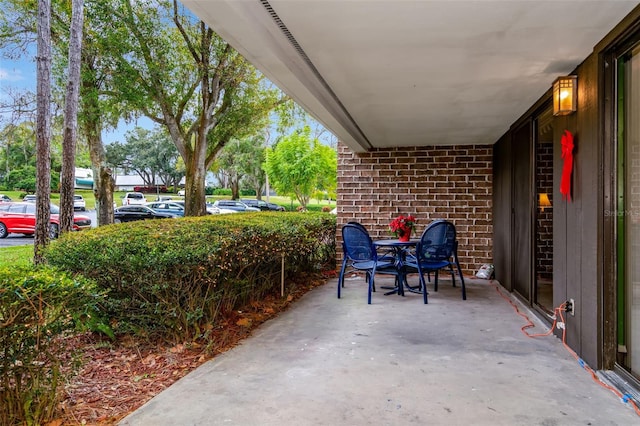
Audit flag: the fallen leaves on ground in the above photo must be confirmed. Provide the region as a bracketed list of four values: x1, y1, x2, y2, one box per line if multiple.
[55, 273, 328, 425]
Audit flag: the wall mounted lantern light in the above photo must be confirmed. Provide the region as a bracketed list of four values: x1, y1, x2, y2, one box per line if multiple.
[539, 193, 552, 211]
[552, 75, 577, 116]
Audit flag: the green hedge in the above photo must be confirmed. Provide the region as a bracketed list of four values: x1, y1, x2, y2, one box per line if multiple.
[44, 212, 336, 342]
[0, 265, 107, 426]
[212, 188, 232, 196]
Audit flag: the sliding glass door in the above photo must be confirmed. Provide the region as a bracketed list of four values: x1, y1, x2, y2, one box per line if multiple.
[618, 43, 640, 379]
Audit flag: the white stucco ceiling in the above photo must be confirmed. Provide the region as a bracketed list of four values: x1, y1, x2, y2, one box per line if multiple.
[182, 0, 639, 152]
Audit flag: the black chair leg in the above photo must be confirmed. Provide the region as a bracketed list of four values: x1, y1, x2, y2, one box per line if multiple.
[452, 242, 466, 299]
[454, 255, 466, 300]
[448, 263, 456, 287]
[338, 258, 348, 298]
[421, 273, 428, 304]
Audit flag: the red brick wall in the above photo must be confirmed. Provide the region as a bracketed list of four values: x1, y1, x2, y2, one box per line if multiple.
[337, 142, 493, 275]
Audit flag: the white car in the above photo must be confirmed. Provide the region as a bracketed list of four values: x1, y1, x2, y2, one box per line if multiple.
[177, 189, 185, 196]
[73, 195, 86, 211]
[122, 192, 147, 206]
[205, 202, 236, 215]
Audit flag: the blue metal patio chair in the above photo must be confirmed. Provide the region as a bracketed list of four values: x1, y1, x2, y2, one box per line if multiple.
[339, 223, 399, 304]
[347, 221, 395, 263]
[405, 220, 466, 303]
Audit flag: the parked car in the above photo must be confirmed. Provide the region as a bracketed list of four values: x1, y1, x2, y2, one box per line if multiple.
[0, 202, 91, 239]
[177, 189, 185, 196]
[23, 194, 36, 202]
[205, 202, 236, 215]
[73, 194, 86, 211]
[114, 205, 177, 223]
[0, 194, 12, 203]
[154, 196, 175, 202]
[122, 192, 147, 206]
[169, 200, 235, 215]
[241, 199, 286, 211]
[145, 201, 185, 217]
[212, 200, 260, 212]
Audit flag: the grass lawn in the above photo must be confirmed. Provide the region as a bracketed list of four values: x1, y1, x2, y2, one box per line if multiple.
[0, 245, 33, 267]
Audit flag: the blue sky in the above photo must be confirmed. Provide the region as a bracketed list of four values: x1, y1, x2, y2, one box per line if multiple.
[0, 49, 152, 144]
[0, 47, 335, 147]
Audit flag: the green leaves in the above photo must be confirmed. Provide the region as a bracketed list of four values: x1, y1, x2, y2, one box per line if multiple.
[43, 212, 336, 342]
[105, 126, 184, 188]
[264, 126, 337, 207]
[0, 264, 110, 425]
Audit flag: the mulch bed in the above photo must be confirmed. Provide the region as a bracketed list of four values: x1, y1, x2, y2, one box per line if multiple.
[52, 271, 334, 425]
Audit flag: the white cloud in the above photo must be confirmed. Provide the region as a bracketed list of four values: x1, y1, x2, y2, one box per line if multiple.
[0, 67, 25, 82]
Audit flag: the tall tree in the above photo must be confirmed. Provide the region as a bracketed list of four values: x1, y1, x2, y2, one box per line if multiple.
[34, 0, 52, 263]
[98, 0, 284, 215]
[106, 126, 184, 188]
[1, 0, 118, 226]
[264, 127, 337, 208]
[241, 138, 268, 200]
[216, 135, 266, 200]
[81, 46, 115, 226]
[67, 1, 119, 226]
[59, 0, 84, 234]
[3, 0, 289, 219]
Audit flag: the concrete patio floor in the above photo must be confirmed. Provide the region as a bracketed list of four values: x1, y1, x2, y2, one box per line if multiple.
[120, 275, 640, 425]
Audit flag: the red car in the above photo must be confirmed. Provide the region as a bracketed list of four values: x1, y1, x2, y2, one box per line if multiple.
[0, 202, 92, 239]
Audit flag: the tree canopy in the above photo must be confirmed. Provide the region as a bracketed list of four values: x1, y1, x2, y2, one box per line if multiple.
[215, 135, 266, 199]
[106, 126, 184, 189]
[91, 0, 287, 215]
[264, 127, 336, 208]
[1, 0, 291, 218]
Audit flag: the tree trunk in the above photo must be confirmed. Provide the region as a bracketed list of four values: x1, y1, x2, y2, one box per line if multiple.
[231, 184, 239, 200]
[255, 183, 263, 200]
[230, 175, 239, 200]
[82, 55, 114, 226]
[59, 0, 84, 234]
[93, 163, 115, 224]
[184, 135, 207, 216]
[34, 0, 52, 264]
[85, 114, 114, 225]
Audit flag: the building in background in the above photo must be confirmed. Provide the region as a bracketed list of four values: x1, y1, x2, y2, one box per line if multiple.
[74, 167, 93, 190]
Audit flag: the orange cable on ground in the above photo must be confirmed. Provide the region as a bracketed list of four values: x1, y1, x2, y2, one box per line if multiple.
[491, 281, 640, 417]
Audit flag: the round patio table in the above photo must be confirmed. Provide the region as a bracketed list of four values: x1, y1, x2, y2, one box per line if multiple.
[373, 239, 419, 296]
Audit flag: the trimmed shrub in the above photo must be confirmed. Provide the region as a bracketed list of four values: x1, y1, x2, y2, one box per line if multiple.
[134, 185, 168, 193]
[212, 188, 232, 196]
[44, 212, 336, 342]
[0, 265, 108, 426]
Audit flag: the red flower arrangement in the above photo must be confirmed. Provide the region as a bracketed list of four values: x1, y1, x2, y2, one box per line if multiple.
[389, 214, 416, 241]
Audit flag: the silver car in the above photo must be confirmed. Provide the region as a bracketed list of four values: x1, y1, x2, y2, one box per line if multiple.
[212, 200, 260, 212]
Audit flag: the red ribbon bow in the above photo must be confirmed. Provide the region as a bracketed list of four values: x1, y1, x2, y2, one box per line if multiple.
[560, 129, 574, 201]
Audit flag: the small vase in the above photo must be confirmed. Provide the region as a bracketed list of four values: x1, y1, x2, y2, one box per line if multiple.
[398, 232, 410, 242]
